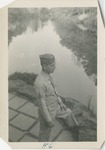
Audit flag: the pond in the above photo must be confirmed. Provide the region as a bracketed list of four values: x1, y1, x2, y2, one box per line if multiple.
[8, 8, 97, 113]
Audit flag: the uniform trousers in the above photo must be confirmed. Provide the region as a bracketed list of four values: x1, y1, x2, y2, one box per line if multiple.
[38, 103, 78, 141]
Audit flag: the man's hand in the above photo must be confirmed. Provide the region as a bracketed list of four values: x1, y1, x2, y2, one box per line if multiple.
[47, 121, 54, 128]
[59, 102, 67, 111]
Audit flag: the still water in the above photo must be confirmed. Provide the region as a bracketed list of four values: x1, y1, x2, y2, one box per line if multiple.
[9, 20, 97, 112]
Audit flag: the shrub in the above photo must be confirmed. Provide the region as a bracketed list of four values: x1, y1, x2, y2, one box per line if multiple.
[9, 72, 38, 85]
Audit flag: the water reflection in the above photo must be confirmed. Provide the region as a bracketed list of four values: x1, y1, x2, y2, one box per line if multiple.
[53, 21, 97, 84]
[50, 8, 97, 85]
[8, 8, 50, 44]
[8, 8, 97, 85]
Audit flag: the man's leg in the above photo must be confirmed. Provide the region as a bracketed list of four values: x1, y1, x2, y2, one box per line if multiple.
[56, 105, 79, 141]
[38, 108, 52, 142]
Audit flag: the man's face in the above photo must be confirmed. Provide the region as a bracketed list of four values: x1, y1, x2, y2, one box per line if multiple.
[44, 62, 56, 74]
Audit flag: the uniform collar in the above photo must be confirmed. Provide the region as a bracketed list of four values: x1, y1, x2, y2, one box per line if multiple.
[41, 70, 55, 88]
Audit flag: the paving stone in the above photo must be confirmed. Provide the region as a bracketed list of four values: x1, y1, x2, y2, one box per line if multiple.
[30, 120, 64, 141]
[9, 126, 24, 142]
[18, 102, 38, 118]
[9, 93, 15, 100]
[20, 135, 38, 142]
[9, 96, 27, 110]
[56, 130, 74, 141]
[9, 109, 18, 120]
[10, 114, 35, 131]
[29, 122, 39, 137]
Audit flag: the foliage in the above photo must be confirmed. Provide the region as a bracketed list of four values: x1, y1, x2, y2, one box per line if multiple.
[9, 72, 38, 85]
[8, 8, 50, 44]
[50, 8, 97, 81]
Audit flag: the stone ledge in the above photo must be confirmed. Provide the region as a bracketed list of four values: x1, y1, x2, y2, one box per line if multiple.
[9, 109, 18, 120]
[18, 102, 38, 118]
[9, 91, 97, 142]
[9, 126, 24, 142]
[9, 96, 28, 110]
[20, 134, 38, 142]
[9, 93, 16, 100]
[10, 114, 36, 131]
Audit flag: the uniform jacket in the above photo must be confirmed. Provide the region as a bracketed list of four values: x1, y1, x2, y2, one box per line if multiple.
[34, 70, 61, 122]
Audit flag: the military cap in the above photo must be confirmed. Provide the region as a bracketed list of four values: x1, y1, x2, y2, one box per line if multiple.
[39, 53, 55, 65]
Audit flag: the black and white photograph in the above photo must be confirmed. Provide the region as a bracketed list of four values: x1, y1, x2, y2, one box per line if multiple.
[8, 7, 97, 143]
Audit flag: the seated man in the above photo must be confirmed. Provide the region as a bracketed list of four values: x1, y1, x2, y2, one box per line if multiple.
[34, 53, 79, 141]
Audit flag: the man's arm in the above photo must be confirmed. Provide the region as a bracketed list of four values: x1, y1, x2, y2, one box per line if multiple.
[50, 75, 67, 111]
[35, 85, 54, 127]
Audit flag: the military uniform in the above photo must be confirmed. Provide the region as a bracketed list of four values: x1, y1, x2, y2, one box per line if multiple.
[34, 70, 78, 141]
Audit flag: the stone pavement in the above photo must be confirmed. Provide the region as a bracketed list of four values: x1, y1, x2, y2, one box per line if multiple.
[9, 92, 74, 142]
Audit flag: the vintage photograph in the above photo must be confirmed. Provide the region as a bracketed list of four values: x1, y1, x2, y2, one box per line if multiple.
[8, 7, 97, 142]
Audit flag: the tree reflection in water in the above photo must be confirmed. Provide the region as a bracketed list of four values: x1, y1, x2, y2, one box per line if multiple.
[50, 8, 97, 85]
[8, 8, 50, 44]
[8, 8, 97, 85]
